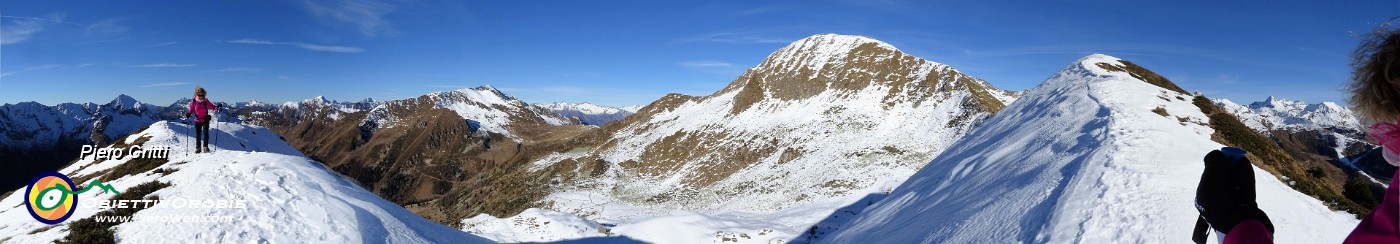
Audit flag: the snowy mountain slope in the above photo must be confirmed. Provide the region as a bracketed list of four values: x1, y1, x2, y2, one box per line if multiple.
[461, 208, 611, 242]
[818, 54, 1359, 243]
[0, 120, 490, 243]
[465, 34, 1014, 242]
[537, 102, 637, 126]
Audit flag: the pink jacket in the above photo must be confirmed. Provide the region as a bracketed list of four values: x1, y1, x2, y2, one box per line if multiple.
[188, 98, 216, 123]
[1225, 170, 1399, 243]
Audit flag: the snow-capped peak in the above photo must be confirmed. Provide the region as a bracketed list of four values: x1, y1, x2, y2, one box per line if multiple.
[755, 33, 901, 74]
[238, 99, 264, 107]
[442, 86, 517, 106]
[1253, 95, 1293, 109]
[107, 94, 141, 110]
[304, 96, 332, 105]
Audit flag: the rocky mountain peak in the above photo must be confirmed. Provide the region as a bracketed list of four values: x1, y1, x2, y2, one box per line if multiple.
[753, 34, 898, 73]
[722, 33, 1010, 115]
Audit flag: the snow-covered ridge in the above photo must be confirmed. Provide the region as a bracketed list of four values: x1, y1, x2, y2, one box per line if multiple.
[0, 121, 491, 243]
[1213, 96, 1361, 133]
[820, 54, 1358, 243]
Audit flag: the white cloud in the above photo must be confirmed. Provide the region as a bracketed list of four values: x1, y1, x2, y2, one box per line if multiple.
[134, 63, 198, 68]
[299, 0, 397, 37]
[215, 67, 261, 72]
[226, 38, 365, 53]
[84, 18, 130, 38]
[226, 39, 273, 45]
[24, 64, 69, 71]
[680, 60, 737, 69]
[676, 30, 792, 44]
[1211, 74, 1241, 84]
[139, 82, 190, 88]
[148, 41, 178, 47]
[0, 63, 105, 77]
[1, 12, 69, 45]
[680, 60, 745, 75]
[422, 85, 469, 89]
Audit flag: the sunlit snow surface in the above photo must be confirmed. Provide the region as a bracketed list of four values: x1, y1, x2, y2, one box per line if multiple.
[0, 121, 490, 243]
[819, 54, 1359, 243]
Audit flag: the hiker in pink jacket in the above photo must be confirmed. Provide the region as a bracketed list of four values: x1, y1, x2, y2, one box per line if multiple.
[1195, 21, 1400, 244]
[186, 86, 220, 153]
[1335, 18, 1400, 244]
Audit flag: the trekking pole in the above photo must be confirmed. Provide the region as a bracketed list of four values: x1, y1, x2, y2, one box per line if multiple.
[213, 111, 218, 153]
[186, 117, 192, 157]
[213, 104, 221, 152]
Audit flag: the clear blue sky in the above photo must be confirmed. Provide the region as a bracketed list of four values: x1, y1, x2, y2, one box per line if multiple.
[2, 1, 1397, 107]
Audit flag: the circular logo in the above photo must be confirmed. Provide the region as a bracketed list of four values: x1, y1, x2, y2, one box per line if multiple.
[25, 172, 77, 224]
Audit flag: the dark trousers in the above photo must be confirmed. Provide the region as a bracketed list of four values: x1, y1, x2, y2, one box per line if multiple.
[195, 120, 210, 149]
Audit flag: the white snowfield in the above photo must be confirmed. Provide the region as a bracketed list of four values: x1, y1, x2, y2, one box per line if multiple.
[819, 54, 1360, 243]
[0, 121, 490, 243]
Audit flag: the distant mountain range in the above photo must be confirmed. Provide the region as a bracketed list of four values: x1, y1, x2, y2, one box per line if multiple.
[0, 89, 640, 212]
[536, 102, 640, 126]
[1214, 96, 1393, 196]
[0, 95, 200, 194]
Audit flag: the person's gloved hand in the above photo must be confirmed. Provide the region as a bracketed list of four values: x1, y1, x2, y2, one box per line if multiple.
[1195, 149, 1274, 239]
